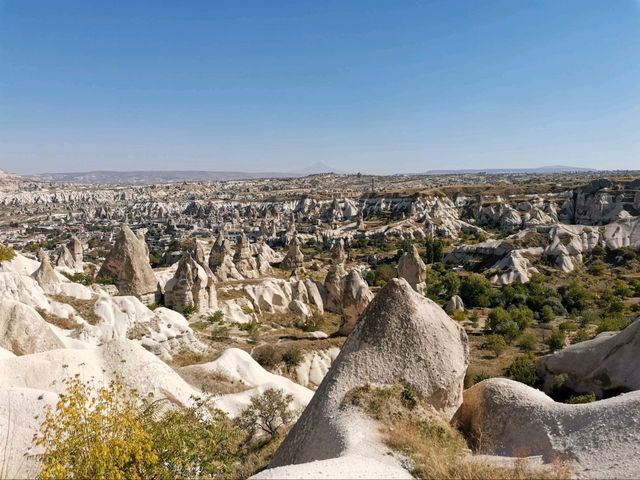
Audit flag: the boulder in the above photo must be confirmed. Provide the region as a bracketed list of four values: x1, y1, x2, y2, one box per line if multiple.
[0, 299, 65, 355]
[270, 278, 469, 467]
[338, 270, 374, 335]
[97, 225, 158, 301]
[445, 295, 464, 313]
[537, 320, 640, 397]
[454, 378, 640, 479]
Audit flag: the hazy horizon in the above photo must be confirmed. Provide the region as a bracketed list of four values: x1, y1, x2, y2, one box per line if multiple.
[1, 1, 639, 175]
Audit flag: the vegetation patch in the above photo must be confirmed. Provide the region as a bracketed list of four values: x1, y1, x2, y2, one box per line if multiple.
[343, 383, 571, 480]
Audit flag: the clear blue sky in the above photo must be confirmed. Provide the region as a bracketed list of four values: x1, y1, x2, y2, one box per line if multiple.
[1, 0, 639, 174]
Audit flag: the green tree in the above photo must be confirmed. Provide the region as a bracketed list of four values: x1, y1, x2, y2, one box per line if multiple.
[237, 388, 296, 440]
[424, 235, 444, 263]
[487, 307, 519, 343]
[459, 274, 494, 308]
[559, 281, 592, 314]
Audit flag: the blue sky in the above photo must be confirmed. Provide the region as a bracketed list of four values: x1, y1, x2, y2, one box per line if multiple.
[0, 0, 638, 174]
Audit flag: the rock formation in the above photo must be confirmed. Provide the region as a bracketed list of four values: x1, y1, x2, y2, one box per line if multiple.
[338, 269, 374, 335]
[0, 299, 65, 355]
[397, 244, 427, 294]
[165, 253, 217, 314]
[323, 240, 347, 313]
[445, 294, 464, 313]
[68, 236, 84, 267]
[270, 278, 469, 467]
[97, 224, 158, 302]
[537, 320, 640, 397]
[233, 232, 258, 278]
[454, 378, 640, 479]
[209, 231, 242, 281]
[32, 249, 59, 291]
[281, 235, 304, 269]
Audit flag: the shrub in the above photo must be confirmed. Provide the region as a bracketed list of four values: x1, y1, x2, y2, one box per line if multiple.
[482, 334, 508, 358]
[61, 272, 95, 286]
[517, 330, 538, 352]
[0, 245, 16, 263]
[282, 348, 303, 369]
[236, 388, 296, 440]
[580, 309, 601, 326]
[472, 372, 492, 384]
[144, 399, 241, 478]
[558, 320, 578, 332]
[596, 317, 631, 334]
[459, 274, 494, 308]
[469, 310, 480, 327]
[451, 309, 466, 322]
[487, 307, 519, 343]
[181, 303, 197, 318]
[507, 356, 540, 387]
[207, 310, 224, 325]
[540, 305, 555, 323]
[566, 393, 597, 404]
[34, 376, 157, 479]
[546, 329, 566, 352]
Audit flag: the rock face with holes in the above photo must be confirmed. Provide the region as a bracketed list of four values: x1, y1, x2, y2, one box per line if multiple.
[338, 269, 374, 335]
[397, 244, 427, 294]
[270, 278, 469, 468]
[164, 253, 217, 314]
[454, 377, 640, 479]
[97, 224, 158, 302]
[537, 320, 640, 397]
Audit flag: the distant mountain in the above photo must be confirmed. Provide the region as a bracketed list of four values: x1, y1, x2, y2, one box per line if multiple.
[294, 162, 344, 175]
[27, 170, 300, 184]
[424, 165, 598, 175]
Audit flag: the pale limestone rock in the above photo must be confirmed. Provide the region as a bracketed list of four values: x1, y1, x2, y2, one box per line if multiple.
[397, 244, 427, 293]
[282, 235, 305, 269]
[97, 225, 158, 301]
[270, 278, 469, 468]
[338, 269, 374, 335]
[165, 253, 217, 314]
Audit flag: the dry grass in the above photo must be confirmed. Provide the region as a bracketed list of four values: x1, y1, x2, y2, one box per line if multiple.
[344, 384, 571, 480]
[50, 294, 101, 325]
[36, 307, 81, 330]
[178, 369, 248, 396]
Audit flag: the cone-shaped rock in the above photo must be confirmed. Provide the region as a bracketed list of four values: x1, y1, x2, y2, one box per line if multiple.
[281, 235, 304, 269]
[397, 244, 427, 293]
[338, 269, 373, 335]
[97, 224, 158, 300]
[165, 253, 217, 314]
[270, 278, 469, 467]
[32, 249, 59, 287]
